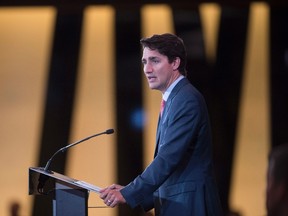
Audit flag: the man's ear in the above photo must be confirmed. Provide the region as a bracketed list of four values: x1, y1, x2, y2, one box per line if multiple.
[172, 57, 181, 71]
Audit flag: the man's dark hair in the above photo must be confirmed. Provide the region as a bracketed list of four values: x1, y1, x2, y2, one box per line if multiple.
[269, 143, 288, 185]
[140, 33, 187, 76]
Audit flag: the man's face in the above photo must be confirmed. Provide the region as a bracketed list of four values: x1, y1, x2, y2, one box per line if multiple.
[142, 47, 180, 93]
[266, 161, 282, 216]
[266, 165, 277, 216]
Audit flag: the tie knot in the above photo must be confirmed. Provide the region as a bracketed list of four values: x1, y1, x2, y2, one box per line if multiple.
[160, 99, 166, 116]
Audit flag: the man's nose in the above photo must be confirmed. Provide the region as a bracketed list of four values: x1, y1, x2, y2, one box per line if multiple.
[144, 64, 152, 73]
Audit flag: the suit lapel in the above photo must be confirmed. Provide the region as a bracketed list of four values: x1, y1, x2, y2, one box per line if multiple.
[154, 114, 162, 157]
[153, 78, 189, 158]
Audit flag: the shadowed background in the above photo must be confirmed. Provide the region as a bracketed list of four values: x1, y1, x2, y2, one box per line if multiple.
[0, 1, 288, 216]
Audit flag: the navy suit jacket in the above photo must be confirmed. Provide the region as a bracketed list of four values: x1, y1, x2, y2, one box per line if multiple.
[121, 78, 223, 216]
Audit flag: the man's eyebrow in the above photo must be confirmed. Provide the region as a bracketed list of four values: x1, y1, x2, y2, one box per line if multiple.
[149, 56, 159, 60]
[142, 56, 160, 63]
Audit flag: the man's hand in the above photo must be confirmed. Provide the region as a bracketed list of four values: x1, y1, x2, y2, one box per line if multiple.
[99, 184, 126, 208]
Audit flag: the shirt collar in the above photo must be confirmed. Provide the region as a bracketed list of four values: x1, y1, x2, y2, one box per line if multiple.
[162, 75, 184, 101]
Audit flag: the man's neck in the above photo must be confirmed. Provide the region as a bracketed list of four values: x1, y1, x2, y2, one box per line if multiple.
[162, 75, 184, 101]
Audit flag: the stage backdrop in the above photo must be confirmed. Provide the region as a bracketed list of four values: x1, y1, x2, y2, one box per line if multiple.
[0, 3, 270, 216]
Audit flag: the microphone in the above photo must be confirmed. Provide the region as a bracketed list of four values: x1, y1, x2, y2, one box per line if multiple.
[43, 128, 114, 173]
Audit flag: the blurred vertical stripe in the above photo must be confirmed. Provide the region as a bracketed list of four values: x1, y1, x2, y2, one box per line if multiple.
[0, 7, 55, 216]
[230, 3, 270, 216]
[66, 6, 116, 216]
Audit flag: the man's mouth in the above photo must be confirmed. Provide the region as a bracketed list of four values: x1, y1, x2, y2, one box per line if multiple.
[147, 76, 157, 82]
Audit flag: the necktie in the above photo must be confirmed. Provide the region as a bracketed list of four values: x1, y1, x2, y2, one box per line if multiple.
[160, 99, 166, 117]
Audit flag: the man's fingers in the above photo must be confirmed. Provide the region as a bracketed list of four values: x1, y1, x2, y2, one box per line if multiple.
[99, 188, 110, 199]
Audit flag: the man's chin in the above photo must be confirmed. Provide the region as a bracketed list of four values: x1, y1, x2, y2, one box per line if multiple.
[148, 84, 158, 90]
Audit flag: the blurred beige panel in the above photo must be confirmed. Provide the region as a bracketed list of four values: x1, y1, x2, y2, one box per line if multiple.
[0, 7, 55, 216]
[66, 6, 116, 216]
[141, 4, 174, 167]
[199, 3, 221, 63]
[230, 3, 270, 216]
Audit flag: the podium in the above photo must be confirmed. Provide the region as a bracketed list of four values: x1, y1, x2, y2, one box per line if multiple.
[29, 167, 101, 216]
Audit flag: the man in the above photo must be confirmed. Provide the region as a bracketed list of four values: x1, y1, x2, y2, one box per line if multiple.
[100, 33, 223, 216]
[266, 143, 288, 216]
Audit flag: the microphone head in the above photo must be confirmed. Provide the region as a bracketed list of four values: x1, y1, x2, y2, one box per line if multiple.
[106, 129, 114, 134]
